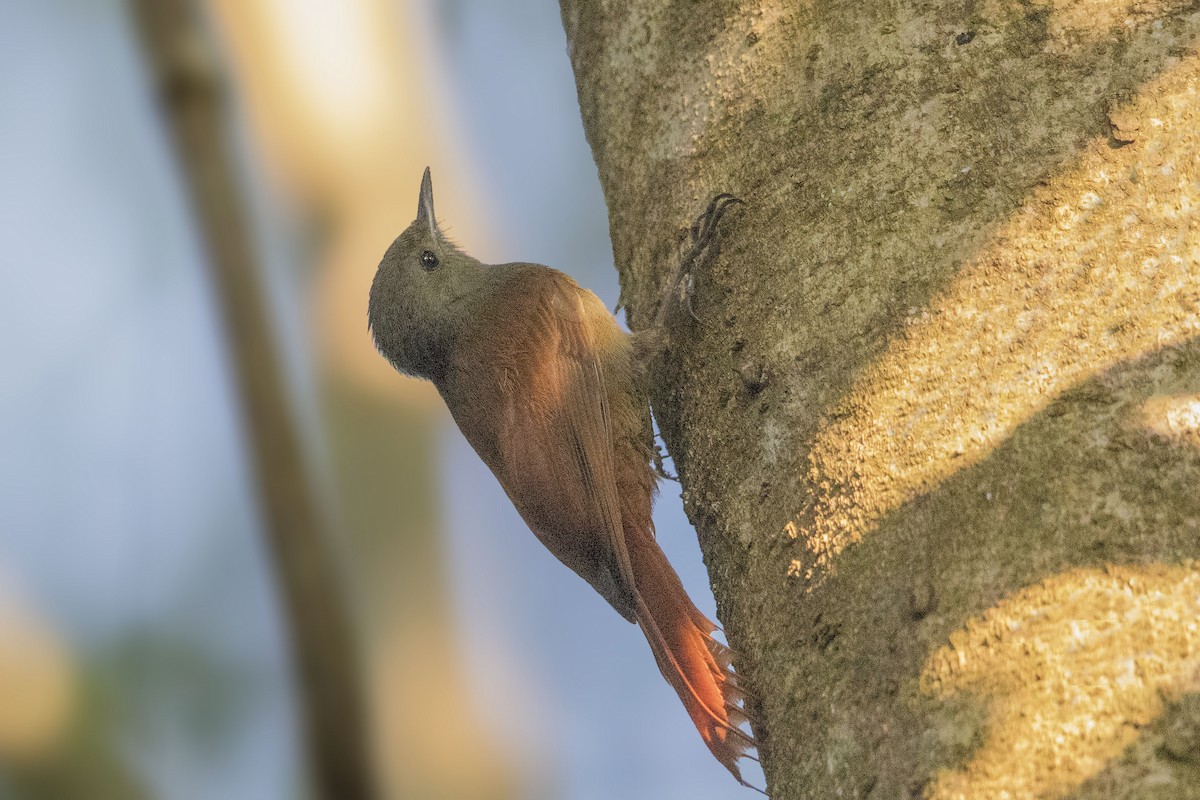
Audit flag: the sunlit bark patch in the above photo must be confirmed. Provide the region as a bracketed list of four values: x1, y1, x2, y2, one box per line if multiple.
[1138, 393, 1200, 444]
[921, 564, 1200, 800]
[787, 51, 1200, 587]
[1003, 0, 1200, 51]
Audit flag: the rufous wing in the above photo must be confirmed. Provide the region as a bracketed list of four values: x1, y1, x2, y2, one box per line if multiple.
[444, 267, 758, 784]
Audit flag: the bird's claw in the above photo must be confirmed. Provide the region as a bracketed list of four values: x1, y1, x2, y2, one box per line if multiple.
[652, 441, 678, 481]
[677, 273, 702, 324]
[690, 193, 744, 253]
[655, 193, 744, 328]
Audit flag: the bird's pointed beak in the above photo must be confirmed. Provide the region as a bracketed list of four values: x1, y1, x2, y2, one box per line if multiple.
[416, 166, 440, 243]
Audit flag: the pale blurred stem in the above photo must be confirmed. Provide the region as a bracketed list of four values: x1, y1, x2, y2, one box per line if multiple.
[129, 3, 377, 799]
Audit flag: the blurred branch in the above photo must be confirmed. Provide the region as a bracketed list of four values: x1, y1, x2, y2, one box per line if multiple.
[129, 3, 377, 799]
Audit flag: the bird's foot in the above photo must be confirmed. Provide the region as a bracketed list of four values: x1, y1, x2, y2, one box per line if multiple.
[652, 440, 677, 481]
[653, 193, 744, 328]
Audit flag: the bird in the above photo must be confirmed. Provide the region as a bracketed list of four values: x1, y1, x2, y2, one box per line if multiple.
[368, 168, 758, 787]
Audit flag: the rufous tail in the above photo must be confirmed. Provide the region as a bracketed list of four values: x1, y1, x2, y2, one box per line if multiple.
[625, 533, 760, 788]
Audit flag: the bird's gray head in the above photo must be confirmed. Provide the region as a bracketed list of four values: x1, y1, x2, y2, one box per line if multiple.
[368, 167, 487, 383]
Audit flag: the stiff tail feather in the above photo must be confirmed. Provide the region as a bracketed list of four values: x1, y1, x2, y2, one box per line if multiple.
[626, 534, 763, 792]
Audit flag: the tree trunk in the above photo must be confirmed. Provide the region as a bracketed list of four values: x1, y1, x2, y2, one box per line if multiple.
[560, 2, 1200, 798]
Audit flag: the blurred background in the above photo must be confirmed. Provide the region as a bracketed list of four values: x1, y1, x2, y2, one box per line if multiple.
[0, 1, 737, 798]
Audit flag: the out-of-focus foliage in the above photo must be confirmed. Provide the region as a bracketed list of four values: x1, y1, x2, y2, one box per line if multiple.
[0, 583, 74, 765]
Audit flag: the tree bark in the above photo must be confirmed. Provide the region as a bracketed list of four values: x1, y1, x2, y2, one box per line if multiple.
[560, 2, 1200, 798]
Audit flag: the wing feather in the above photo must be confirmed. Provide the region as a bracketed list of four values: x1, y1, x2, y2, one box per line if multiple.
[444, 267, 757, 783]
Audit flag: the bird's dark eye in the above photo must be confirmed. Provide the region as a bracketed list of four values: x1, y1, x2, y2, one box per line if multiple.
[420, 250, 439, 271]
